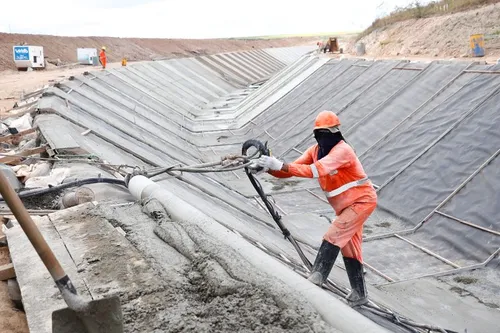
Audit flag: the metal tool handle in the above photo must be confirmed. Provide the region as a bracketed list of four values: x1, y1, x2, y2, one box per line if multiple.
[0, 170, 77, 295]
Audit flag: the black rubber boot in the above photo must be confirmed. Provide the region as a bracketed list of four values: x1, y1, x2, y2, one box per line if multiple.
[343, 257, 368, 306]
[307, 240, 340, 286]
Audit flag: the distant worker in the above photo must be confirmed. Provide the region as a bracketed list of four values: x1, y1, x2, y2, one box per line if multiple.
[99, 46, 107, 69]
[121, 57, 127, 67]
[255, 110, 377, 307]
[317, 41, 323, 54]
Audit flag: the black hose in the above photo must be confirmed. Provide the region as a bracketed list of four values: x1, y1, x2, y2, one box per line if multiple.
[241, 140, 452, 333]
[0, 177, 126, 201]
[245, 170, 313, 270]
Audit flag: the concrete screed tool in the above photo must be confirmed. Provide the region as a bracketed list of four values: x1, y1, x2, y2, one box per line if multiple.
[0, 170, 123, 333]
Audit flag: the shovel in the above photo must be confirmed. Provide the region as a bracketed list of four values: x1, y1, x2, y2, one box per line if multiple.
[0, 170, 123, 333]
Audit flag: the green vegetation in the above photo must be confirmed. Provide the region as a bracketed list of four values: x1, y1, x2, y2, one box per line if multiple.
[357, 0, 500, 41]
[233, 31, 359, 40]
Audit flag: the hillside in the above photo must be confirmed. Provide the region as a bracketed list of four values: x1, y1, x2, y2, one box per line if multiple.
[352, 2, 500, 59]
[0, 33, 317, 72]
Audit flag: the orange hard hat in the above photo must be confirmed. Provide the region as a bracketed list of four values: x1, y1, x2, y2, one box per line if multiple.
[313, 111, 340, 131]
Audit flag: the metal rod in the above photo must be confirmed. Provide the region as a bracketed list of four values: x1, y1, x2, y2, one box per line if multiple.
[394, 234, 461, 268]
[334, 61, 405, 116]
[376, 85, 500, 194]
[364, 228, 414, 242]
[417, 147, 500, 226]
[306, 189, 329, 204]
[364, 262, 395, 282]
[292, 147, 304, 155]
[463, 70, 500, 74]
[279, 253, 292, 263]
[359, 62, 474, 159]
[391, 67, 424, 71]
[264, 129, 276, 140]
[436, 211, 500, 237]
[274, 202, 288, 215]
[377, 247, 500, 286]
[345, 61, 434, 136]
[254, 196, 268, 211]
[365, 148, 500, 242]
[272, 59, 365, 143]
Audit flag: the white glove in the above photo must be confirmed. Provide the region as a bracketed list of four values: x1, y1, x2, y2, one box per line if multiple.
[257, 156, 284, 171]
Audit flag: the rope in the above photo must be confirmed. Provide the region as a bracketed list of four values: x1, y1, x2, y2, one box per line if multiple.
[142, 151, 260, 178]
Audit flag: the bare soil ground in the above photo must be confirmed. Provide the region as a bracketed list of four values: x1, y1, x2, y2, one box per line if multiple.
[0, 61, 126, 113]
[0, 33, 317, 72]
[0, 33, 317, 113]
[350, 3, 500, 59]
[0, 281, 28, 333]
[0, 245, 29, 333]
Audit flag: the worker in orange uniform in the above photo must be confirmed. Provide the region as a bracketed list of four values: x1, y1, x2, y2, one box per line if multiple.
[256, 110, 377, 306]
[99, 46, 107, 69]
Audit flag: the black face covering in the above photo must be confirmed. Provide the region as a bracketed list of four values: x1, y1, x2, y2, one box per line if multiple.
[314, 129, 345, 160]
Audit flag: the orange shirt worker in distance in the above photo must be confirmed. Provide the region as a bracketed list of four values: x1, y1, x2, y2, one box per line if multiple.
[99, 46, 107, 69]
[256, 110, 377, 306]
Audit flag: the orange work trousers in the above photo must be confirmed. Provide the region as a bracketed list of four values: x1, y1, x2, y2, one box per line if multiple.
[323, 201, 377, 263]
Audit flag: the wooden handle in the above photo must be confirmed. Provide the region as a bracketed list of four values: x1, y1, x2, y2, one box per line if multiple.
[0, 170, 66, 281]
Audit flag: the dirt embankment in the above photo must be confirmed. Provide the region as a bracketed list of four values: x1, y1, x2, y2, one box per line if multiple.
[0, 33, 316, 72]
[352, 3, 500, 59]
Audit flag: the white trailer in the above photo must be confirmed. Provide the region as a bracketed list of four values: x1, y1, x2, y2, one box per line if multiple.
[13, 45, 45, 70]
[77, 48, 99, 65]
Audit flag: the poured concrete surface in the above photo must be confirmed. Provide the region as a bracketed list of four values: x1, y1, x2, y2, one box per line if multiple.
[8, 202, 351, 332]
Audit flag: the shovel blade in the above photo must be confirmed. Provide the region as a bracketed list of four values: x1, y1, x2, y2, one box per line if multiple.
[52, 296, 123, 333]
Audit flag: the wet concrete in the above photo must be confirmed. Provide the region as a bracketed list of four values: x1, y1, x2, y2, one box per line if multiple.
[97, 202, 339, 333]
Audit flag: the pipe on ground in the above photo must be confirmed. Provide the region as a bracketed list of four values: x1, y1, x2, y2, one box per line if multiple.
[61, 187, 95, 209]
[128, 175, 388, 333]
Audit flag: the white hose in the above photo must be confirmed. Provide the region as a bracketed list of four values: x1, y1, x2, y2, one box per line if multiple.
[127, 175, 389, 333]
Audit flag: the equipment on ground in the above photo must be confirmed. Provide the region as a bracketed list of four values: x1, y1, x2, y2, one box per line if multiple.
[77, 48, 99, 66]
[0, 170, 123, 333]
[324, 38, 343, 54]
[13, 45, 45, 70]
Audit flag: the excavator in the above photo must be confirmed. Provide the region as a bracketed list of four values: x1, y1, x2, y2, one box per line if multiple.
[322, 37, 343, 54]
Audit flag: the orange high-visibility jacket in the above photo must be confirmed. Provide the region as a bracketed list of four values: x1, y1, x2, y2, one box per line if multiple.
[99, 50, 107, 64]
[270, 141, 377, 214]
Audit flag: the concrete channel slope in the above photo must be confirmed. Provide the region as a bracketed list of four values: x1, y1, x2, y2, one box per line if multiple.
[20, 45, 500, 332]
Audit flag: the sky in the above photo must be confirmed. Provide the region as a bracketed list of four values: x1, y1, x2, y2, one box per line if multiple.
[0, 0, 429, 39]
